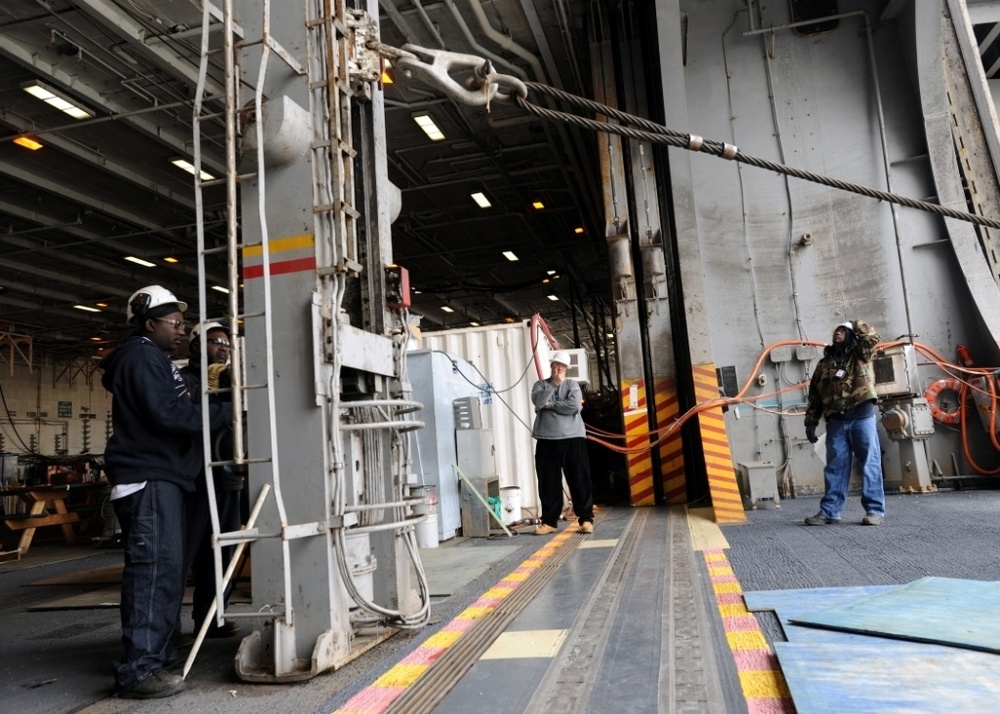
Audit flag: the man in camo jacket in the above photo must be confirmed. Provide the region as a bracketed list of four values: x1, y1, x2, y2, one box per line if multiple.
[803, 319, 886, 526]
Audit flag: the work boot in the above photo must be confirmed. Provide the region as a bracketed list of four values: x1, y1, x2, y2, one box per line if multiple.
[533, 523, 557, 535]
[579, 521, 594, 534]
[116, 668, 186, 699]
[804, 513, 840, 526]
[862, 513, 883, 526]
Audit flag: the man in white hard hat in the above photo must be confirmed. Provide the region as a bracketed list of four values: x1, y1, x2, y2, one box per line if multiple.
[99, 286, 231, 699]
[178, 321, 242, 640]
[530, 350, 595, 535]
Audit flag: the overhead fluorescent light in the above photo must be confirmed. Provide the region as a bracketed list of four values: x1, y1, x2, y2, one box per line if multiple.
[21, 80, 94, 120]
[125, 256, 156, 268]
[547, 294, 559, 301]
[74, 305, 101, 313]
[470, 321, 480, 327]
[502, 251, 518, 261]
[412, 113, 445, 141]
[574, 227, 584, 234]
[441, 306, 454, 313]
[90, 336, 102, 341]
[547, 270, 558, 275]
[532, 201, 545, 210]
[13, 136, 43, 150]
[163, 256, 179, 263]
[471, 192, 491, 209]
[95, 302, 109, 308]
[171, 158, 214, 181]
[211, 285, 229, 294]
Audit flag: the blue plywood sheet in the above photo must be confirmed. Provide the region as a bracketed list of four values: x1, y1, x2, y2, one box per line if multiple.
[744, 585, 898, 643]
[788, 577, 1000, 653]
[774, 641, 1000, 713]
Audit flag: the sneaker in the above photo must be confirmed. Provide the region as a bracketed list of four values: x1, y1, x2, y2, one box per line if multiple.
[804, 513, 840, 526]
[116, 668, 186, 700]
[579, 521, 594, 534]
[862, 513, 883, 526]
[533, 523, 557, 535]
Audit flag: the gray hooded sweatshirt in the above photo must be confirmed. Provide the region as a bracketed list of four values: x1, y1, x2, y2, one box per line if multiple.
[531, 377, 586, 439]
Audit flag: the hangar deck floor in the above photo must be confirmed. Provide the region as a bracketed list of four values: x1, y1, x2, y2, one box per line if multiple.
[3, 488, 1000, 714]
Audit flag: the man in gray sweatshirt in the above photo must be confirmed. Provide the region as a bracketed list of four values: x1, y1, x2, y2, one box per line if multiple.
[530, 351, 595, 535]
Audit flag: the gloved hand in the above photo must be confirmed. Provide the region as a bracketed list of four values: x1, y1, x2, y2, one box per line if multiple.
[805, 424, 818, 444]
[207, 362, 229, 390]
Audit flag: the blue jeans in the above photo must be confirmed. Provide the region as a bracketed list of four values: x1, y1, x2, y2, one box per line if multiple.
[819, 415, 885, 519]
[112, 481, 186, 690]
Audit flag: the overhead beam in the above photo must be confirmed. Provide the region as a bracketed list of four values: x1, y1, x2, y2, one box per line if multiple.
[0, 114, 197, 211]
[0, 33, 227, 175]
[71, 0, 227, 99]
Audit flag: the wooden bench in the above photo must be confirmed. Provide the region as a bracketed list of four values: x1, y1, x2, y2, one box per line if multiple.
[0, 483, 107, 560]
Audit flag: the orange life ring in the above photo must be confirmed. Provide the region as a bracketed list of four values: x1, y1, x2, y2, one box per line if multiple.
[924, 378, 963, 425]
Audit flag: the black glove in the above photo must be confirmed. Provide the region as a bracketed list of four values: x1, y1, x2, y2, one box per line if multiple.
[805, 425, 818, 443]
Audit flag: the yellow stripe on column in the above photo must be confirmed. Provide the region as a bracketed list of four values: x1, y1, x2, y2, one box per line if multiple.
[692, 364, 745, 523]
[654, 376, 686, 504]
[621, 378, 655, 506]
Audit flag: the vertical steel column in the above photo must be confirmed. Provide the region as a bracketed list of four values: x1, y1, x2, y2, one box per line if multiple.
[591, 8, 654, 506]
[654, 0, 745, 523]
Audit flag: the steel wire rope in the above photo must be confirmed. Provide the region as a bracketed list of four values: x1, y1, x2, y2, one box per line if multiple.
[511, 82, 1000, 231]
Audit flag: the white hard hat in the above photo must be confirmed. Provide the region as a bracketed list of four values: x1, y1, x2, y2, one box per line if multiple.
[189, 321, 230, 343]
[550, 350, 571, 367]
[126, 285, 188, 324]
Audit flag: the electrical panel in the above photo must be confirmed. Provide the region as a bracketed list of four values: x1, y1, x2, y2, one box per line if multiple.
[385, 264, 410, 309]
[873, 345, 919, 398]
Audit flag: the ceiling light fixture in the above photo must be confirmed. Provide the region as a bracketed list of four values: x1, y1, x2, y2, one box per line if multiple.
[470, 321, 480, 327]
[441, 305, 454, 313]
[163, 256, 179, 264]
[95, 302, 109, 308]
[574, 227, 584, 234]
[125, 256, 156, 267]
[547, 270, 558, 275]
[212, 285, 230, 294]
[21, 80, 94, 120]
[74, 305, 101, 313]
[547, 294, 559, 301]
[502, 251, 519, 261]
[532, 201, 545, 210]
[171, 158, 214, 181]
[412, 113, 445, 141]
[471, 192, 492, 208]
[13, 136, 43, 150]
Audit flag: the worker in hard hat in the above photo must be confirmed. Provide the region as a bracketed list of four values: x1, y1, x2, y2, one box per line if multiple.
[530, 350, 595, 535]
[100, 286, 231, 699]
[178, 321, 243, 641]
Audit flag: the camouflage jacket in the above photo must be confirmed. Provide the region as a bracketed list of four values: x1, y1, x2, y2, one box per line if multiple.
[804, 320, 880, 427]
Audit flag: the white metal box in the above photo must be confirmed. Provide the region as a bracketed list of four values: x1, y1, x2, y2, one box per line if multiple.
[738, 461, 780, 510]
[872, 345, 919, 398]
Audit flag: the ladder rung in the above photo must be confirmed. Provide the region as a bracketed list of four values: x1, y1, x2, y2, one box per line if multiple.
[218, 611, 282, 620]
[196, 110, 227, 122]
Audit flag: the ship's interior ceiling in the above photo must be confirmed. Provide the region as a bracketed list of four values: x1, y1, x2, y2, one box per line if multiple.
[0, 0, 611, 360]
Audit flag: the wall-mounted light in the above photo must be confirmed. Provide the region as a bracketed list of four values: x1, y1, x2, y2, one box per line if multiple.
[171, 158, 214, 181]
[13, 136, 43, 150]
[125, 256, 156, 267]
[502, 251, 518, 261]
[471, 192, 492, 209]
[21, 81, 94, 120]
[413, 113, 445, 141]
